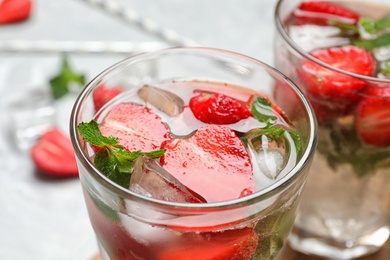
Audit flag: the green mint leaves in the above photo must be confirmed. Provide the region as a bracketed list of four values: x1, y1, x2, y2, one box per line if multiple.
[243, 96, 302, 155]
[352, 33, 390, 50]
[49, 55, 86, 100]
[250, 96, 277, 127]
[77, 120, 165, 188]
[78, 120, 118, 147]
[331, 17, 390, 51]
[359, 17, 390, 35]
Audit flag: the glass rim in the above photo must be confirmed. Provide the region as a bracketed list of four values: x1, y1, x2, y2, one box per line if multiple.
[69, 46, 317, 210]
[274, 0, 390, 84]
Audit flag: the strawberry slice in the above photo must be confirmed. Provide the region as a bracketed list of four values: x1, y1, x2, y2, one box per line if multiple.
[0, 0, 32, 24]
[189, 90, 251, 124]
[298, 46, 374, 106]
[99, 102, 170, 152]
[160, 125, 254, 202]
[158, 228, 258, 260]
[30, 128, 78, 176]
[355, 86, 390, 147]
[92, 84, 124, 112]
[293, 1, 359, 25]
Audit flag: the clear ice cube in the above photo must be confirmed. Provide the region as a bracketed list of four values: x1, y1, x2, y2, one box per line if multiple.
[289, 24, 349, 52]
[129, 156, 206, 203]
[7, 88, 55, 151]
[248, 133, 286, 180]
[137, 84, 184, 117]
[373, 46, 390, 62]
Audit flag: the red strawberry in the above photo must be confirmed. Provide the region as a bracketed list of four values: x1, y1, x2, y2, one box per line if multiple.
[99, 102, 170, 152]
[92, 84, 124, 112]
[298, 46, 374, 106]
[0, 0, 32, 24]
[158, 228, 258, 260]
[160, 125, 254, 202]
[30, 128, 78, 176]
[355, 85, 390, 147]
[293, 1, 359, 25]
[189, 90, 251, 124]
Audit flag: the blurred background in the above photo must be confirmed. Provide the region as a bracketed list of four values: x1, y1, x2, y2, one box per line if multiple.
[0, 0, 278, 259]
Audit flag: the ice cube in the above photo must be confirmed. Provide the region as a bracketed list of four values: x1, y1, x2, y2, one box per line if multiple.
[248, 133, 286, 180]
[7, 88, 55, 151]
[373, 46, 390, 62]
[130, 156, 206, 203]
[137, 84, 184, 117]
[289, 25, 349, 52]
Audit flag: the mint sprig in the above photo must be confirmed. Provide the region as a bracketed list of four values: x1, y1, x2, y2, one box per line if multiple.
[49, 55, 85, 100]
[360, 17, 390, 35]
[352, 33, 390, 50]
[330, 17, 390, 50]
[241, 97, 302, 155]
[77, 120, 165, 188]
[250, 96, 277, 127]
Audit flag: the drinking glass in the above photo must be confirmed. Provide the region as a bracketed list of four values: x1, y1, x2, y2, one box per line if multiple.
[275, 0, 390, 258]
[70, 47, 316, 259]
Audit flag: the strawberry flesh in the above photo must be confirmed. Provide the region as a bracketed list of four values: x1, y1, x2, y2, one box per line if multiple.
[92, 84, 124, 112]
[299, 46, 374, 106]
[99, 102, 170, 152]
[293, 1, 359, 25]
[158, 228, 258, 260]
[0, 0, 32, 24]
[160, 125, 254, 202]
[189, 90, 251, 124]
[30, 128, 78, 176]
[355, 86, 390, 147]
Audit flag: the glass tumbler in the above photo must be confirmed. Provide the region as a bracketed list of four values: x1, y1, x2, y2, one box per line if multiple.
[70, 47, 316, 260]
[275, 0, 390, 259]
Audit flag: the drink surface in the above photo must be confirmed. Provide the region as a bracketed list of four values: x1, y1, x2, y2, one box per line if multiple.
[276, 0, 390, 257]
[86, 80, 300, 202]
[78, 79, 304, 259]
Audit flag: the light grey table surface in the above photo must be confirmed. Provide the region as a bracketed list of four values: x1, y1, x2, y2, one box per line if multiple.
[0, 0, 278, 259]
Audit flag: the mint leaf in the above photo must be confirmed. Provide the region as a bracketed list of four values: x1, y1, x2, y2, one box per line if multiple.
[358, 17, 390, 35]
[359, 17, 377, 34]
[77, 120, 165, 188]
[352, 32, 390, 50]
[241, 127, 285, 143]
[77, 120, 119, 147]
[250, 96, 277, 127]
[241, 127, 301, 155]
[49, 55, 85, 99]
[287, 130, 302, 155]
[374, 18, 390, 31]
[381, 60, 390, 75]
[247, 96, 302, 155]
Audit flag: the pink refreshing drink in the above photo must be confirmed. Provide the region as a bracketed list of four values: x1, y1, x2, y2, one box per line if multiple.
[275, 0, 390, 258]
[70, 48, 316, 260]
